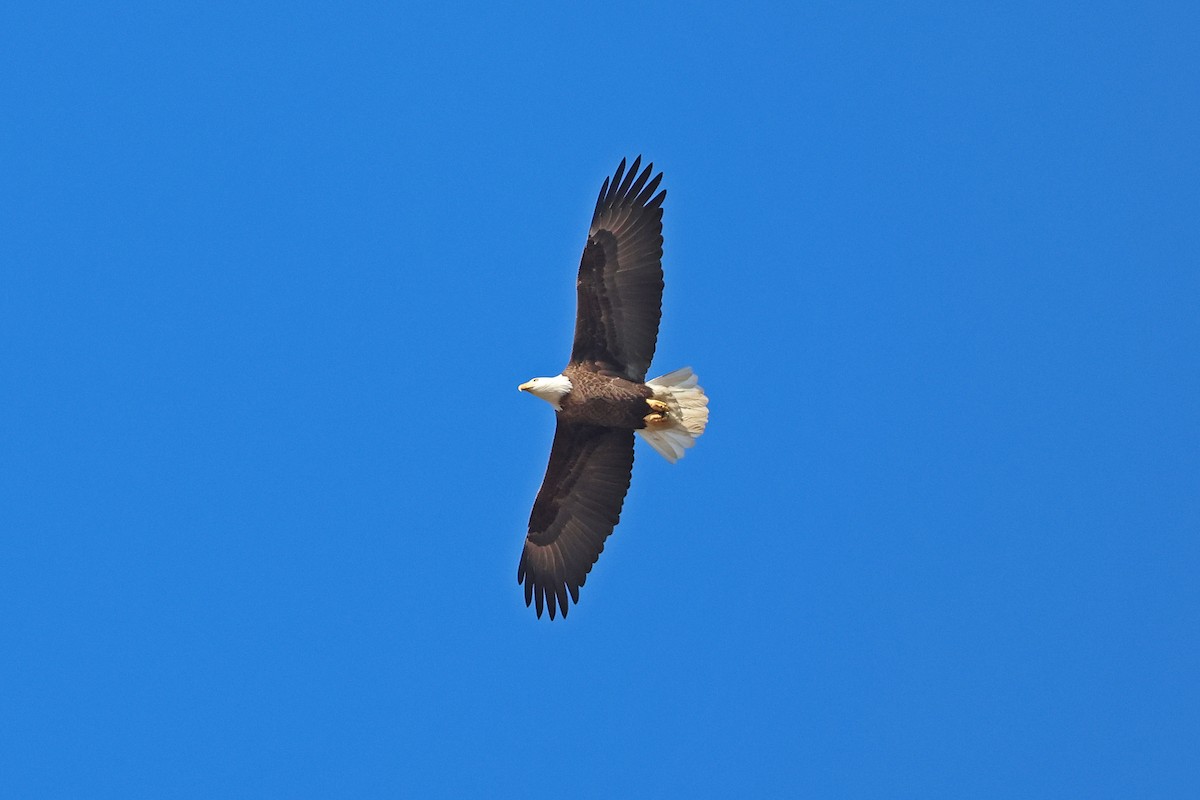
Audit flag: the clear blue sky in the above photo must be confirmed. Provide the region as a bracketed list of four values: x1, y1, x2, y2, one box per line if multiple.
[2, 2, 1197, 797]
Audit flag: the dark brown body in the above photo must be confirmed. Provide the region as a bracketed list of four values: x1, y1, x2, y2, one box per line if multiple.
[559, 363, 653, 429]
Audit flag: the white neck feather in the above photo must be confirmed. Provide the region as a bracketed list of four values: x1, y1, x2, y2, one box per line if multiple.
[521, 374, 573, 410]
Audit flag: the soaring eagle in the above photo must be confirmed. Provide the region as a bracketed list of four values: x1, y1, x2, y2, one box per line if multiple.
[517, 157, 709, 619]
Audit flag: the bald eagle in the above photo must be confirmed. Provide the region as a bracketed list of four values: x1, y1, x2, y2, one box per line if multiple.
[517, 157, 709, 619]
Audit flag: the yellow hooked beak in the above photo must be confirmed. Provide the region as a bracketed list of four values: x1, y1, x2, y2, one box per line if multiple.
[518, 381, 534, 392]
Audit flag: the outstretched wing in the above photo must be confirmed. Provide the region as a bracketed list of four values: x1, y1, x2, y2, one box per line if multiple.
[518, 422, 636, 619]
[570, 156, 666, 381]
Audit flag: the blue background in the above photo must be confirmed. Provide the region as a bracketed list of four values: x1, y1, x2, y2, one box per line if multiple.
[3, 2, 1197, 797]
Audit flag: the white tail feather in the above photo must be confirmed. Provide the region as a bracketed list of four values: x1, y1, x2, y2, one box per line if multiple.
[636, 367, 710, 463]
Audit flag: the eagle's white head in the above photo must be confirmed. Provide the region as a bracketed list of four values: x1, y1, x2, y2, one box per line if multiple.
[518, 374, 573, 410]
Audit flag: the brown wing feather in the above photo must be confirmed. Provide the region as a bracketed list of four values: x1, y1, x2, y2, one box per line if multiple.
[518, 423, 636, 619]
[569, 156, 666, 381]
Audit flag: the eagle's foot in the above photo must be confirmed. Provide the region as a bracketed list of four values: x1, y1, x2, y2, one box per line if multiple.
[643, 399, 672, 429]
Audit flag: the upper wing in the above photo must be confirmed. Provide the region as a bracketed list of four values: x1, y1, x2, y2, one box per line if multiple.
[518, 422, 636, 619]
[569, 156, 666, 381]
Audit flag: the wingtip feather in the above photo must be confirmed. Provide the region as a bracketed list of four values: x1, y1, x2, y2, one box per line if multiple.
[609, 158, 628, 200]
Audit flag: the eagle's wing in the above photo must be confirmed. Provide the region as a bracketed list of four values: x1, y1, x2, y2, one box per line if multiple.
[518, 422, 636, 619]
[569, 156, 666, 382]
